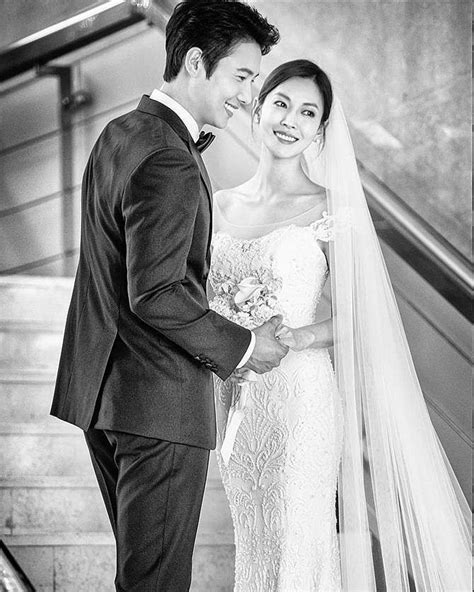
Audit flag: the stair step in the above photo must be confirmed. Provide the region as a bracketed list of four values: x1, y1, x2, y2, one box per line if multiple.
[0, 475, 225, 491]
[191, 545, 234, 592]
[0, 423, 224, 478]
[0, 430, 92, 478]
[2, 530, 233, 548]
[0, 476, 97, 488]
[4, 534, 115, 592]
[0, 369, 56, 382]
[4, 534, 234, 592]
[0, 326, 63, 371]
[0, 380, 55, 423]
[0, 420, 78, 434]
[0, 320, 66, 331]
[2, 484, 226, 541]
[1, 483, 111, 535]
[1, 477, 231, 537]
[0, 275, 72, 323]
[4, 532, 114, 547]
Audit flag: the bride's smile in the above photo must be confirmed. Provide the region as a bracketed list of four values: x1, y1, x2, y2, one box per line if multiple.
[257, 77, 325, 157]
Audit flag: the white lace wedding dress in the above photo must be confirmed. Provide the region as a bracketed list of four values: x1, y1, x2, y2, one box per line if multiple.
[210, 216, 344, 592]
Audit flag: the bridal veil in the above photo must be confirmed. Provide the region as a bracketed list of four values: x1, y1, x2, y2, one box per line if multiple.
[304, 97, 471, 591]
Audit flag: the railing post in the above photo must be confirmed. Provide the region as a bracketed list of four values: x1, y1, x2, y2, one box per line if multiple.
[37, 65, 91, 276]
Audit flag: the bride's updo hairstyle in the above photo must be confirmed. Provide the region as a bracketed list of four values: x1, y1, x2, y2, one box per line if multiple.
[253, 59, 333, 146]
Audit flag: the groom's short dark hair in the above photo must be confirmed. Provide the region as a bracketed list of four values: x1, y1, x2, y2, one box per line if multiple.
[163, 0, 279, 82]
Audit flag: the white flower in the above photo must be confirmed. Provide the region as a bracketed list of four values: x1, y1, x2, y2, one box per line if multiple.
[233, 276, 265, 309]
[210, 272, 281, 330]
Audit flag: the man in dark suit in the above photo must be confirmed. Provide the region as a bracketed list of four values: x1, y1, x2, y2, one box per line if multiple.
[51, 1, 284, 590]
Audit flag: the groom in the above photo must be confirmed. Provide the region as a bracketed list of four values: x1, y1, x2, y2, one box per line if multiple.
[51, 1, 283, 590]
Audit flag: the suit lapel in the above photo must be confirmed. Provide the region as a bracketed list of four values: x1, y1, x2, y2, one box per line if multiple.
[188, 143, 213, 204]
[187, 140, 214, 262]
[136, 95, 213, 202]
[136, 95, 214, 261]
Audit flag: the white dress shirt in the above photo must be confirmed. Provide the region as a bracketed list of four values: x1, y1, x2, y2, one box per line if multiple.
[150, 89, 200, 141]
[148, 89, 255, 369]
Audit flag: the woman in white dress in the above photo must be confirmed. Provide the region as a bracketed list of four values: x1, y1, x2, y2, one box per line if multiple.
[209, 60, 470, 591]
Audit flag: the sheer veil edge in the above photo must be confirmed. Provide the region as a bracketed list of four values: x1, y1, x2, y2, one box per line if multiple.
[304, 97, 471, 591]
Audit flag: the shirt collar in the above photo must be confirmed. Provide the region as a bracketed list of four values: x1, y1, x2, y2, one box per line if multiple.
[149, 89, 200, 142]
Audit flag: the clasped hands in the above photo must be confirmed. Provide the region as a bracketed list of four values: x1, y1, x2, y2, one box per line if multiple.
[232, 315, 314, 383]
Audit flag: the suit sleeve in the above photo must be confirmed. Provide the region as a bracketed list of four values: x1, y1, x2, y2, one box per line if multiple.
[123, 147, 251, 380]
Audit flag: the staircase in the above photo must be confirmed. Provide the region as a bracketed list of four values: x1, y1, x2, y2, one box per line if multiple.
[0, 275, 234, 591]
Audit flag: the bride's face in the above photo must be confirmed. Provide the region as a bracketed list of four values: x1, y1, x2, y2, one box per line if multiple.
[258, 77, 324, 158]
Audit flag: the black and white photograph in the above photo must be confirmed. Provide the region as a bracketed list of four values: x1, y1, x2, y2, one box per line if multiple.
[0, 1, 471, 590]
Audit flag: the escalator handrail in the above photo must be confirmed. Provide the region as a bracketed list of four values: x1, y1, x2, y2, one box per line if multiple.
[359, 162, 473, 295]
[0, 0, 145, 82]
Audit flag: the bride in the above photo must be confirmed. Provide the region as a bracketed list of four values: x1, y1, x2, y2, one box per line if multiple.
[209, 60, 470, 591]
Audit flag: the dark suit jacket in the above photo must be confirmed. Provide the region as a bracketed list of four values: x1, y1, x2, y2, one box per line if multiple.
[51, 96, 251, 449]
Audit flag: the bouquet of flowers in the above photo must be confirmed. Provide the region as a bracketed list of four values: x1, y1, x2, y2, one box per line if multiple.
[210, 270, 282, 329]
[211, 271, 283, 464]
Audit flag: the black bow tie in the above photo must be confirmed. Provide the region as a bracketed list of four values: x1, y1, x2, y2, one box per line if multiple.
[196, 131, 215, 153]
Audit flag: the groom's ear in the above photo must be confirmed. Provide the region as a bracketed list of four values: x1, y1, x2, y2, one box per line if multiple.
[184, 47, 204, 78]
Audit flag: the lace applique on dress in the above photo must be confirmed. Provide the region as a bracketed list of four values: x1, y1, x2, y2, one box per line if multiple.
[210, 224, 344, 591]
[310, 211, 337, 242]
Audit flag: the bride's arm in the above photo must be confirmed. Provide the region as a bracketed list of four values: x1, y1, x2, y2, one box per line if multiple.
[276, 318, 333, 351]
[275, 235, 333, 351]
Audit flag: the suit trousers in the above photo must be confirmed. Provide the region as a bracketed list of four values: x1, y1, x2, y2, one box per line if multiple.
[84, 428, 210, 591]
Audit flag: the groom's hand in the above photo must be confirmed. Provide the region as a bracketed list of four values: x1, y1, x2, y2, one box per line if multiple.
[243, 315, 289, 374]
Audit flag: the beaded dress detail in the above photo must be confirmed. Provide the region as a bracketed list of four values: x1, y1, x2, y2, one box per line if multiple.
[210, 215, 344, 592]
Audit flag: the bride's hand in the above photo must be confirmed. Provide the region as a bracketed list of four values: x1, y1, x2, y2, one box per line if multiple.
[276, 325, 314, 352]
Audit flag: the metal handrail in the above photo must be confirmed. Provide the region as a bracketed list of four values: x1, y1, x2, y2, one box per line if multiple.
[359, 164, 472, 320]
[0, 0, 145, 82]
[359, 163, 472, 294]
[129, 0, 175, 29]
